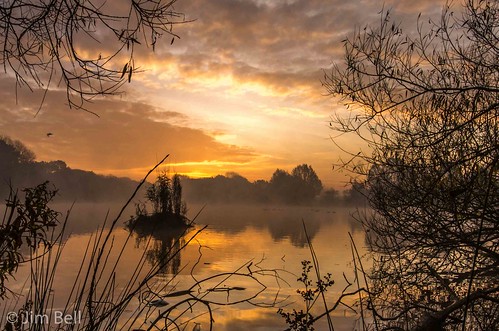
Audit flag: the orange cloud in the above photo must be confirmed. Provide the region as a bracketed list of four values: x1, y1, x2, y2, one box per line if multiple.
[0, 0, 449, 190]
[0, 77, 259, 180]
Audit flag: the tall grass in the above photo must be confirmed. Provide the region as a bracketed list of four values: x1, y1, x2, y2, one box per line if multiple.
[278, 221, 370, 331]
[1, 156, 286, 331]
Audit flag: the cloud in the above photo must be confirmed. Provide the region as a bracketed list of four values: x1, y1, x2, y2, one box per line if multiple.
[51, 0, 448, 113]
[132, 0, 447, 103]
[5, 0, 447, 106]
[0, 0, 450, 188]
[0, 76, 258, 178]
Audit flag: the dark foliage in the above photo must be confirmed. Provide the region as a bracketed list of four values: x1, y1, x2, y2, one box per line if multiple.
[0, 136, 140, 202]
[0, 136, 362, 206]
[128, 171, 189, 230]
[0, 182, 59, 298]
[182, 164, 330, 205]
[144, 171, 186, 217]
[278, 260, 334, 331]
[325, 0, 499, 329]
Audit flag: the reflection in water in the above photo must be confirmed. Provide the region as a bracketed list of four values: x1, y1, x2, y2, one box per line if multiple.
[129, 222, 190, 275]
[146, 236, 182, 274]
[4, 203, 367, 330]
[185, 204, 364, 248]
[266, 216, 320, 247]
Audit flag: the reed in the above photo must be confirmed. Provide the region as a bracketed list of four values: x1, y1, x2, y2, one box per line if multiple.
[1, 156, 286, 331]
[278, 221, 370, 331]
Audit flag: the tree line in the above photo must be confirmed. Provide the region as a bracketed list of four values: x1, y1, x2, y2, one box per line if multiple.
[180, 165, 365, 205]
[0, 136, 365, 205]
[0, 136, 139, 202]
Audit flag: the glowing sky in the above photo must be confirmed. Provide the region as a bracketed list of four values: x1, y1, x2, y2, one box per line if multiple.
[0, 0, 446, 188]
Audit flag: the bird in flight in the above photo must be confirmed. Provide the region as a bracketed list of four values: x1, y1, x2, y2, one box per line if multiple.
[46, 132, 53, 137]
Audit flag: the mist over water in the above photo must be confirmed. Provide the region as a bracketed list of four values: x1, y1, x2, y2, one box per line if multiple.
[6, 201, 367, 330]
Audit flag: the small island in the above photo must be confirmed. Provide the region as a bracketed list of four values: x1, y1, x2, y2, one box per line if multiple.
[127, 172, 191, 230]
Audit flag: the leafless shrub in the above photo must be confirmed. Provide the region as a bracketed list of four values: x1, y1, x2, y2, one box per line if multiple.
[324, 0, 499, 329]
[0, 0, 188, 112]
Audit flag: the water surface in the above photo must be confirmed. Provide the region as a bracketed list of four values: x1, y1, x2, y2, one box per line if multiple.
[4, 202, 368, 330]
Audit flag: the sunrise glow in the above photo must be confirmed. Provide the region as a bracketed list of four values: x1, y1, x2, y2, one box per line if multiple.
[0, 0, 445, 189]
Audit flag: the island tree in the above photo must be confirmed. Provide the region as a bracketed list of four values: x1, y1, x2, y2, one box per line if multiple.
[146, 172, 186, 218]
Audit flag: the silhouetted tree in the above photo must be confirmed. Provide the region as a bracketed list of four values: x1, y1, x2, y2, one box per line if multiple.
[147, 172, 172, 215]
[144, 171, 188, 219]
[41, 160, 68, 174]
[172, 174, 182, 216]
[325, 0, 499, 329]
[0, 136, 140, 201]
[318, 188, 340, 205]
[180, 168, 328, 205]
[343, 181, 367, 205]
[253, 179, 271, 203]
[0, 136, 35, 165]
[181, 173, 256, 203]
[291, 164, 323, 201]
[219, 172, 253, 201]
[269, 166, 323, 204]
[269, 169, 297, 203]
[0, 0, 187, 110]
[0, 136, 37, 196]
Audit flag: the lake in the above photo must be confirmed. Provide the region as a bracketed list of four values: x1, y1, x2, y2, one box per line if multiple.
[2, 202, 368, 331]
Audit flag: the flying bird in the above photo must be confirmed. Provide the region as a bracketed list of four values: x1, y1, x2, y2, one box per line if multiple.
[46, 132, 53, 137]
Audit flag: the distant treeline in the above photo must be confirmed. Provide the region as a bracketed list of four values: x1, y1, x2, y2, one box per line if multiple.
[180, 167, 366, 206]
[0, 136, 139, 201]
[0, 136, 366, 205]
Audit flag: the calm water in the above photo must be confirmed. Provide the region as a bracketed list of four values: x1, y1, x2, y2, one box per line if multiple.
[3, 202, 368, 331]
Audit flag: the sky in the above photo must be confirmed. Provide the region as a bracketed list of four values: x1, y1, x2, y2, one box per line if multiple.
[0, 0, 447, 188]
